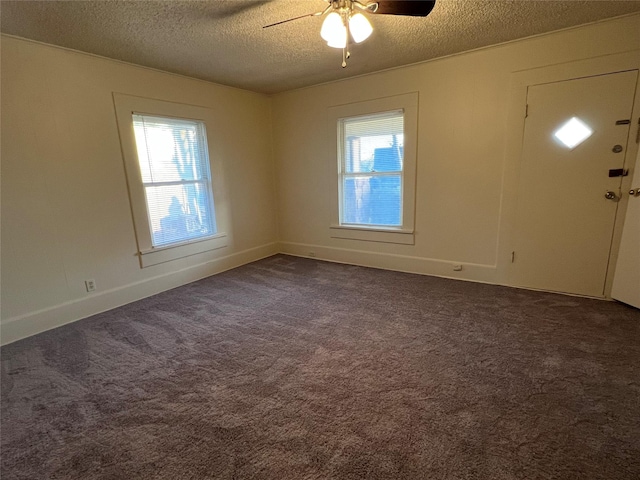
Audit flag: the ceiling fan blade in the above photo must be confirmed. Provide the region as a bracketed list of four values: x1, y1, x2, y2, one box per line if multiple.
[372, 0, 436, 17]
[263, 7, 328, 28]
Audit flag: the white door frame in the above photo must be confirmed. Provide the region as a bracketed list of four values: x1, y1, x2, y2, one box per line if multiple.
[497, 51, 640, 297]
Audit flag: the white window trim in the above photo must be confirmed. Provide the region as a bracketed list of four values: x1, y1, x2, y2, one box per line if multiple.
[328, 92, 419, 245]
[113, 93, 228, 267]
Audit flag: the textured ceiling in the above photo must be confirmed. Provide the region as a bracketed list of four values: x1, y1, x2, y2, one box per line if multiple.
[2, 1, 640, 94]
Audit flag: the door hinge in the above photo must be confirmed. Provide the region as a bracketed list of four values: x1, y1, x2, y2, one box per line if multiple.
[636, 118, 640, 144]
[525, 104, 529, 119]
[511, 251, 515, 263]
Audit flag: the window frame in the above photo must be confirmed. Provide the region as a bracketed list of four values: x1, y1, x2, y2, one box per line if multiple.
[338, 109, 406, 228]
[328, 93, 418, 245]
[132, 113, 217, 247]
[113, 94, 228, 267]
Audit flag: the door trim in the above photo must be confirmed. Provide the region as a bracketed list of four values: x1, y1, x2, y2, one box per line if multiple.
[497, 51, 640, 297]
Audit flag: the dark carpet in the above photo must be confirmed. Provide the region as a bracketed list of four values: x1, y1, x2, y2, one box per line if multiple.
[2, 254, 640, 479]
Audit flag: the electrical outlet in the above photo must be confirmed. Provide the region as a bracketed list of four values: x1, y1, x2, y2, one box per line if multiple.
[453, 264, 463, 272]
[85, 279, 96, 292]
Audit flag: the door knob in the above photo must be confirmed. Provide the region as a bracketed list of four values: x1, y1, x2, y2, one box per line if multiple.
[605, 190, 619, 201]
[630, 188, 640, 197]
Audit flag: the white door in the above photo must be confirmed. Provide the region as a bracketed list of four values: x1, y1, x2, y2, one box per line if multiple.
[612, 148, 640, 308]
[512, 71, 638, 297]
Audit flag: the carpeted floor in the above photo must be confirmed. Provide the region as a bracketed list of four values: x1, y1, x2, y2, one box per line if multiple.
[1, 254, 639, 479]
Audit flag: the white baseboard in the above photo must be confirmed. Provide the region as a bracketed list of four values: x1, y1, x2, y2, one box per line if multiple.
[0, 243, 279, 346]
[278, 242, 498, 284]
[3, 241, 605, 346]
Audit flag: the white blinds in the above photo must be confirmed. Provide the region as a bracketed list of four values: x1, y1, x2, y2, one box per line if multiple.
[342, 110, 404, 138]
[132, 114, 216, 247]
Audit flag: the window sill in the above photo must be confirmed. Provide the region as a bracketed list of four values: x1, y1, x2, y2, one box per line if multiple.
[139, 233, 228, 267]
[329, 225, 414, 245]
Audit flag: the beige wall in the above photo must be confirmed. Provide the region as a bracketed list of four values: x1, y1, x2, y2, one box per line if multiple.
[1, 36, 278, 343]
[271, 15, 640, 284]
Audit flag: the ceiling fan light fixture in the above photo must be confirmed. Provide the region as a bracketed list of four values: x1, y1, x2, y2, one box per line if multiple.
[349, 12, 373, 43]
[265, 0, 437, 66]
[321, 12, 346, 48]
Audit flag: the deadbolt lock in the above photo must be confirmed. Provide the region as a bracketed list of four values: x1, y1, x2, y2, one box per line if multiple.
[612, 145, 623, 153]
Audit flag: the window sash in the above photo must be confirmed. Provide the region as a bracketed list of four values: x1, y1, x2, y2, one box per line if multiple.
[143, 181, 216, 246]
[341, 174, 403, 227]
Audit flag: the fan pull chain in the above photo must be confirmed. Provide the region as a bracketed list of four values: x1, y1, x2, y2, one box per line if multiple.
[342, 9, 350, 68]
[341, 47, 351, 68]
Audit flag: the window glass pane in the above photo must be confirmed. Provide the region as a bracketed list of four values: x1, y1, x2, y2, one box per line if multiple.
[342, 174, 401, 227]
[553, 116, 593, 149]
[145, 183, 216, 246]
[343, 112, 404, 174]
[133, 115, 208, 183]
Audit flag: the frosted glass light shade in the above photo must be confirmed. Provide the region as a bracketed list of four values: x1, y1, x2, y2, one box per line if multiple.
[321, 12, 347, 48]
[349, 13, 373, 43]
[327, 28, 347, 48]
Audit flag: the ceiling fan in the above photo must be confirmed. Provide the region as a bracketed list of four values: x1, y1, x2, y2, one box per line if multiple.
[264, 0, 437, 67]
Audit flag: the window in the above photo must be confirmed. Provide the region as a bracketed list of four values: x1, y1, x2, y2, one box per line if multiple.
[339, 111, 404, 227]
[328, 93, 418, 244]
[132, 115, 216, 247]
[553, 116, 593, 149]
[113, 94, 227, 267]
